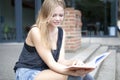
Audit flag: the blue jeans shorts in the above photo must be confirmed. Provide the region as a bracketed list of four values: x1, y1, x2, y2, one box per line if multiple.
[15, 68, 41, 80]
[15, 68, 94, 80]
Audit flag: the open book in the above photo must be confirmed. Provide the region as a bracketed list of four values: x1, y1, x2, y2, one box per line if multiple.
[67, 51, 111, 70]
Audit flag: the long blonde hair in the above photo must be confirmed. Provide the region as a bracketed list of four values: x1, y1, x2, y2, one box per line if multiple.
[35, 0, 66, 50]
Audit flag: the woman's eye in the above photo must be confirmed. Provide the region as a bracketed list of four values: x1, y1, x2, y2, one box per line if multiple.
[52, 14, 57, 17]
[52, 14, 64, 17]
[59, 14, 64, 17]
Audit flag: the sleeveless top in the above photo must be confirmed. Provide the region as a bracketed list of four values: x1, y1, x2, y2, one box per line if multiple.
[14, 27, 63, 72]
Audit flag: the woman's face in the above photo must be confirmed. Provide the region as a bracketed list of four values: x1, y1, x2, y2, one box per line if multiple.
[48, 6, 64, 27]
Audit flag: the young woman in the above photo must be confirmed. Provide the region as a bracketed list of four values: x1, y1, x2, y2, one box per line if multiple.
[14, 0, 95, 80]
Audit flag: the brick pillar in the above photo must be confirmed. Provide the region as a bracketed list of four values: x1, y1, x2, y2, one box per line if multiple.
[62, 8, 82, 52]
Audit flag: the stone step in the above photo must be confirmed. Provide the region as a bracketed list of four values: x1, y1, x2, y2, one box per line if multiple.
[66, 44, 111, 80]
[87, 46, 109, 78]
[95, 50, 116, 80]
[71, 44, 100, 61]
[115, 52, 120, 80]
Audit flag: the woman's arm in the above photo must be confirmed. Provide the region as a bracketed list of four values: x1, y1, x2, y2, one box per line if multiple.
[29, 27, 70, 75]
[57, 29, 94, 76]
[29, 27, 94, 76]
[58, 29, 75, 66]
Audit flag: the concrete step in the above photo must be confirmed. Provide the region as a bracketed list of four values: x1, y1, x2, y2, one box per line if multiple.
[65, 43, 100, 60]
[95, 50, 116, 80]
[116, 52, 120, 80]
[71, 44, 100, 61]
[87, 46, 109, 78]
[66, 44, 113, 80]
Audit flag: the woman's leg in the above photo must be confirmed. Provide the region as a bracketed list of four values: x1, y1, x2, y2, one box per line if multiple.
[67, 76, 82, 80]
[67, 74, 94, 80]
[83, 74, 95, 80]
[34, 69, 67, 80]
[33, 69, 94, 80]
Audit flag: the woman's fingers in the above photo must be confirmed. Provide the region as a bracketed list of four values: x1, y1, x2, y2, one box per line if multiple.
[72, 60, 77, 65]
[72, 60, 84, 66]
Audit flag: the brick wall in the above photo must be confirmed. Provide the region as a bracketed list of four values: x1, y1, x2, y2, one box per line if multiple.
[62, 8, 82, 52]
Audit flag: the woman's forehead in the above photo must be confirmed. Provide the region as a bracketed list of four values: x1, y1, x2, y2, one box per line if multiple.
[53, 6, 64, 13]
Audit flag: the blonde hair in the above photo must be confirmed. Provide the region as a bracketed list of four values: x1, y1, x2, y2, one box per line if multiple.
[35, 0, 66, 49]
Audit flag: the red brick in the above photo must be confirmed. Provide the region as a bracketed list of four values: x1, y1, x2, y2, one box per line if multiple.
[62, 8, 82, 52]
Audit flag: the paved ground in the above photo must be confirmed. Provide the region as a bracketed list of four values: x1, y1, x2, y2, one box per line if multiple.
[81, 37, 120, 46]
[0, 43, 23, 80]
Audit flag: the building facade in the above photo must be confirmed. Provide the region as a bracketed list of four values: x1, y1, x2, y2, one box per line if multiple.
[0, 0, 119, 43]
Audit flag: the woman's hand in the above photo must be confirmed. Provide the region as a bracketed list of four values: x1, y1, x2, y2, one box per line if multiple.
[67, 59, 94, 77]
[67, 67, 94, 77]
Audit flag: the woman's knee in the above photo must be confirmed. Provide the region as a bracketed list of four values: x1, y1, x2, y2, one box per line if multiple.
[34, 69, 67, 80]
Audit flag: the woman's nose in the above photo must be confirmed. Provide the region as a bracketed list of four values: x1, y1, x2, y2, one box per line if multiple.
[56, 16, 60, 20]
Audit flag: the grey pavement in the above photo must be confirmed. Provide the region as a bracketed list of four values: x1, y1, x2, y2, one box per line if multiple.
[0, 43, 23, 80]
[81, 37, 120, 46]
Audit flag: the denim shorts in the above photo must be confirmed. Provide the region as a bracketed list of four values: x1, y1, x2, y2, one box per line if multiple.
[15, 68, 41, 80]
[15, 68, 94, 80]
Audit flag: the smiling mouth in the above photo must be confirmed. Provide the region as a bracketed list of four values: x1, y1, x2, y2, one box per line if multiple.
[54, 22, 60, 25]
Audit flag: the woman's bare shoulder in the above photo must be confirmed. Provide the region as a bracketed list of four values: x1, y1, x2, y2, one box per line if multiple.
[25, 26, 39, 45]
[26, 26, 42, 45]
[28, 26, 41, 40]
[30, 26, 40, 34]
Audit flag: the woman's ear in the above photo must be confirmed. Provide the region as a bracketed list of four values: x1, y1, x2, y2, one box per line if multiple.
[47, 17, 51, 24]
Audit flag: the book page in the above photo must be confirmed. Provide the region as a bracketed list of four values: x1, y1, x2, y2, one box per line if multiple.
[66, 51, 111, 70]
[67, 64, 95, 70]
